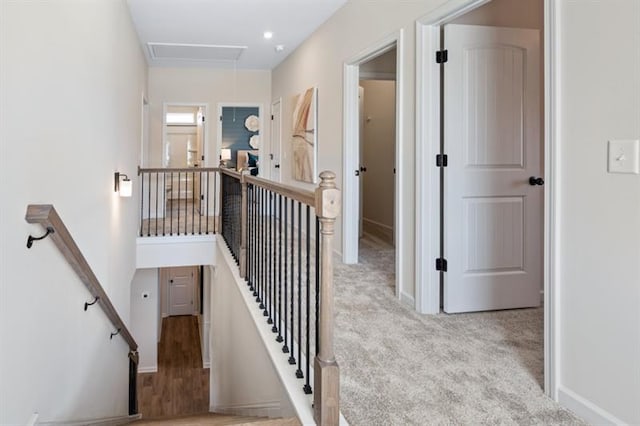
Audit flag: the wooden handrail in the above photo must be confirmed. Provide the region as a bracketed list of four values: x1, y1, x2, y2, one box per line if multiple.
[243, 174, 316, 207]
[219, 167, 243, 180]
[138, 166, 219, 174]
[25, 204, 138, 353]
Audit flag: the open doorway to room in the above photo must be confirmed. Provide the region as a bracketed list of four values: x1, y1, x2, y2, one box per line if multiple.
[343, 35, 406, 303]
[217, 103, 263, 176]
[159, 103, 209, 230]
[416, 0, 548, 391]
[357, 49, 397, 286]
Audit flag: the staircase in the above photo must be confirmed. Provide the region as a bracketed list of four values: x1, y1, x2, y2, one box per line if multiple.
[131, 413, 300, 425]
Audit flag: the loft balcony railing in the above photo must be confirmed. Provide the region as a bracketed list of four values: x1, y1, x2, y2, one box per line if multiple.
[136, 165, 341, 424]
[137, 166, 218, 237]
[220, 168, 341, 425]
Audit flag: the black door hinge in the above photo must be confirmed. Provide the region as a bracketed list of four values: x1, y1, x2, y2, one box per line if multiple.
[201, 155, 205, 161]
[436, 49, 448, 64]
[202, 116, 205, 122]
[435, 258, 448, 272]
[436, 154, 448, 167]
[219, 115, 223, 122]
[271, 114, 274, 120]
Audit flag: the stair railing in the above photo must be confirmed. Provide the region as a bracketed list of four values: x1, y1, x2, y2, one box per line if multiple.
[24, 205, 139, 416]
[219, 170, 340, 425]
[137, 166, 219, 237]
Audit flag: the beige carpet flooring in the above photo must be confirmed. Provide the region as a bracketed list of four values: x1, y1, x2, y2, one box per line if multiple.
[333, 237, 585, 425]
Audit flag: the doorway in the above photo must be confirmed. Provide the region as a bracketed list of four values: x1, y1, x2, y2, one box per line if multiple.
[216, 103, 263, 174]
[270, 98, 282, 182]
[416, 0, 553, 396]
[359, 49, 397, 248]
[343, 32, 406, 303]
[162, 103, 208, 219]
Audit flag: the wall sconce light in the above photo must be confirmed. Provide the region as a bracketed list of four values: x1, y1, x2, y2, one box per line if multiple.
[220, 148, 232, 167]
[114, 172, 132, 197]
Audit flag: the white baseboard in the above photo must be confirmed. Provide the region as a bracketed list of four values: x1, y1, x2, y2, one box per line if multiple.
[138, 366, 157, 373]
[211, 401, 281, 419]
[38, 414, 141, 426]
[203, 361, 211, 369]
[558, 386, 625, 426]
[362, 217, 393, 245]
[400, 291, 415, 308]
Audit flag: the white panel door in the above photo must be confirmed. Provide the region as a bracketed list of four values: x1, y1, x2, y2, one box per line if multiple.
[169, 266, 195, 316]
[444, 25, 542, 313]
[271, 99, 282, 182]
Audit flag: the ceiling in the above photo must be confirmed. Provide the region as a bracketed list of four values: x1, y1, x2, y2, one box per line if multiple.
[126, 0, 348, 70]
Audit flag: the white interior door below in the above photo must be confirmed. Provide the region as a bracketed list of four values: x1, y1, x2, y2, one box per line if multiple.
[443, 24, 542, 313]
[169, 266, 195, 316]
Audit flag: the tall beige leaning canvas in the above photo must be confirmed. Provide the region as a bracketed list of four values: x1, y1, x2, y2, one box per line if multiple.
[291, 87, 317, 183]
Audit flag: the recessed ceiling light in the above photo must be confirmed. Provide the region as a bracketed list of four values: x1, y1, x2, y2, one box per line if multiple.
[263, 31, 273, 40]
[275, 45, 285, 52]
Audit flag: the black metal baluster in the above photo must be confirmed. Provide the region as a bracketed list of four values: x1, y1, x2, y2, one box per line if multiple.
[155, 172, 159, 236]
[282, 195, 289, 353]
[253, 185, 259, 297]
[315, 216, 320, 356]
[147, 172, 151, 237]
[288, 198, 296, 365]
[296, 202, 303, 379]
[272, 193, 277, 333]
[276, 194, 283, 342]
[162, 172, 166, 236]
[170, 173, 173, 236]
[184, 172, 188, 236]
[140, 172, 144, 237]
[268, 192, 274, 326]
[177, 172, 181, 235]
[259, 187, 265, 307]
[266, 191, 271, 320]
[192, 171, 195, 235]
[198, 171, 202, 234]
[304, 205, 312, 393]
[206, 172, 210, 234]
[248, 184, 253, 288]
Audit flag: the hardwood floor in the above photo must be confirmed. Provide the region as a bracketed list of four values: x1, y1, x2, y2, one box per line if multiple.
[137, 315, 210, 419]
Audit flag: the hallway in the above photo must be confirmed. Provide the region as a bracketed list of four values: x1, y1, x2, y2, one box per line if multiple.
[137, 316, 210, 419]
[333, 239, 584, 425]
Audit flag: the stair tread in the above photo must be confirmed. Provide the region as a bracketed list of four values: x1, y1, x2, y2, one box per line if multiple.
[132, 413, 299, 426]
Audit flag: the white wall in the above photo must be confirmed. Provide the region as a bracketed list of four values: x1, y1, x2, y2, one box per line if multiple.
[210, 242, 294, 418]
[272, 0, 453, 300]
[0, 0, 147, 424]
[136, 235, 216, 269]
[130, 269, 160, 373]
[555, 0, 640, 423]
[361, 79, 396, 244]
[148, 68, 271, 168]
[451, 0, 542, 28]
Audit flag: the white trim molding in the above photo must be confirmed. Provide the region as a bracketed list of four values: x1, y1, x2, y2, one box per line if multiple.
[558, 387, 624, 426]
[342, 29, 405, 303]
[414, 0, 558, 402]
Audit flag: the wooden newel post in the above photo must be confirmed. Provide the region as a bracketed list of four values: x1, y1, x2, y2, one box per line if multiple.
[314, 170, 340, 426]
[239, 172, 248, 278]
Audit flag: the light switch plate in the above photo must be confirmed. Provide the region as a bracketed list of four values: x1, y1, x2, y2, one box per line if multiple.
[608, 139, 640, 174]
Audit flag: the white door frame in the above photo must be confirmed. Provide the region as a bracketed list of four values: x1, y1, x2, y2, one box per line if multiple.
[216, 102, 265, 176]
[342, 30, 405, 301]
[162, 102, 210, 167]
[414, 0, 559, 400]
[270, 98, 282, 182]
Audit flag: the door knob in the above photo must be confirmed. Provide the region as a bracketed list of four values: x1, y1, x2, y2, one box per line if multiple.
[274, 164, 280, 169]
[359, 166, 367, 172]
[170, 279, 174, 283]
[529, 176, 544, 186]
[355, 170, 360, 176]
